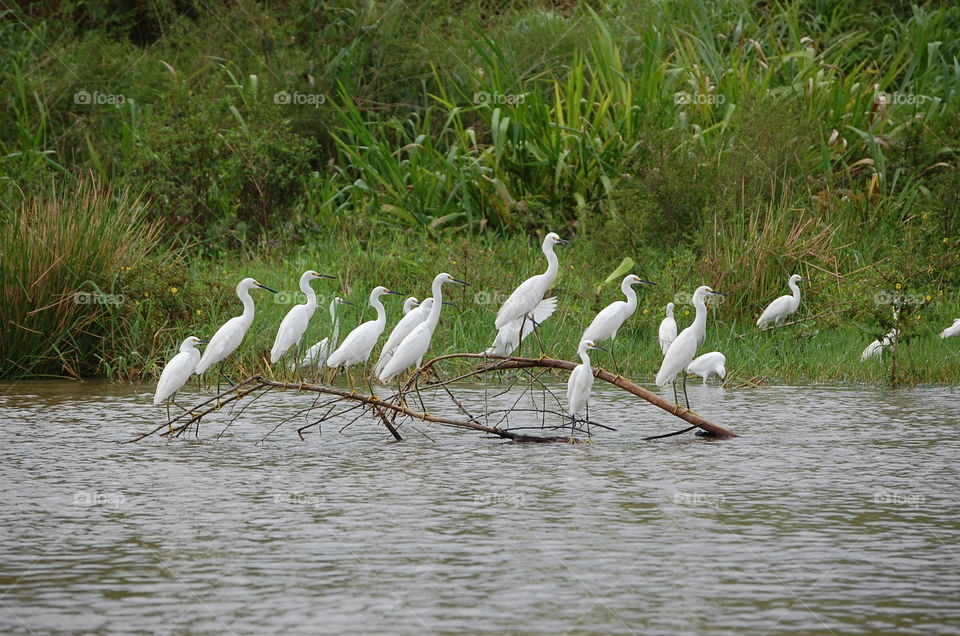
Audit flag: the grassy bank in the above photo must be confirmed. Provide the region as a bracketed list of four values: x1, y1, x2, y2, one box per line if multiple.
[2, 1, 959, 384]
[100, 230, 960, 387]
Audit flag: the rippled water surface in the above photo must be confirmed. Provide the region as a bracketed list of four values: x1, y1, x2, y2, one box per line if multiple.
[1, 378, 959, 635]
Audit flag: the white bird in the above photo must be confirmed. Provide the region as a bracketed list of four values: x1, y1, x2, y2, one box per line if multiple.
[658, 302, 677, 355]
[378, 273, 469, 383]
[486, 297, 557, 356]
[402, 297, 419, 316]
[757, 274, 810, 329]
[298, 297, 352, 370]
[494, 232, 568, 348]
[566, 339, 606, 440]
[195, 277, 277, 385]
[155, 336, 207, 418]
[655, 285, 724, 408]
[326, 285, 402, 387]
[687, 351, 727, 384]
[269, 270, 335, 364]
[861, 329, 898, 361]
[374, 298, 434, 377]
[940, 318, 960, 339]
[582, 274, 655, 371]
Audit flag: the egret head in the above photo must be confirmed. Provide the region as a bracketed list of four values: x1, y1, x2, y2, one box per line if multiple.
[666, 302, 675, 314]
[580, 338, 608, 353]
[626, 274, 656, 287]
[437, 272, 471, 286]
[305, 270, 335, 281]
[238, 277, 278, 294]
[790, 274, 810, 284]
[544, 232, 570, 247]
[372, 286, 404, 300]
[333, 296, 352, 306]
[181, 336, 208, 351]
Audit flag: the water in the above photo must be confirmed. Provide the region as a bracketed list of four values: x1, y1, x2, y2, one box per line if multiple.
[1, 378, 959, 635]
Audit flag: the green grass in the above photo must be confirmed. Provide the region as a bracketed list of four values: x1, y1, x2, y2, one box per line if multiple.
[114, 229, 960, 387]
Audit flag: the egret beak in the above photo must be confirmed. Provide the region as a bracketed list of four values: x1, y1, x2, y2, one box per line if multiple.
[316, 273, 336, 279]
[637, 279, 656, 285]
[442, 301, 457, 307]
[799, 277, 811, 282]
[590, 344, 608, 352]
[451, 278, 470, 286]
[710, 290, 728, 296]
[339, 300, 354, 305]
[384, 290, 404, 296]
[257, 284, 278, 293]
[198, 340, 210, 344]
[555, 238, 570, 245]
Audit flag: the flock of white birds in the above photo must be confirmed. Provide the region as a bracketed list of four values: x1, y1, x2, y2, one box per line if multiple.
[154, 231, 960, 434]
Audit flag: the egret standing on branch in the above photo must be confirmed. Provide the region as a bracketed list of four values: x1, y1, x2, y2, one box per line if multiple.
[195, 277, 277, 388]
[379, 273, 469, 384]
[375, 298, 433, 377]
[581, 274, 655, 373]
[486, 297, 557, 356]
[658, 302, 677, 355]
[655, 285, 725, 409]
[269, 270, 335, 365]
[298, 297, 352, 371]
[326, 285, 402, 389]
[757, 274, 810, 329]
[155, 336, 207, 421]
[566, 339, 606, 441]
[494, 231, 568, 353]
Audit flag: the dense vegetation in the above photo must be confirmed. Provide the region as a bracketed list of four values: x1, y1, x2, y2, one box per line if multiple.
[2, 0, 959, 384]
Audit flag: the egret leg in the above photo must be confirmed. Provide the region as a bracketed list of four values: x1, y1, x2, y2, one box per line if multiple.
[681, 372, 690, 410]
[610, 339, 620, 376]
[516, 315, 528, 357]
[165, 402, 171, 432]
[531, 317, 545, 356]
[585, 402, 591, 439]
[218, 362, 235, 388]
[672, 379, 680, 406]
[569, 414, 576, 444]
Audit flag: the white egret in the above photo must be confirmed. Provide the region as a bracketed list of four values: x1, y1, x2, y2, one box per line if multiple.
[326, 285, 402, 389]
[687, 351, 727, 384]
[861, 329, 898, 361]
[402, 297, 419, 315]
[581, 274, 655, 372]
[155, 336, 207, 420]
[195, 277, 277, 386]
[940, 318, 960, 339]
[566, 339, 606, 440]
[374, 298, 434, 377]
[297, 297, 353, 370]
[269, 270, 335, 365]
[378, 273, 469, 383]
[485, 297, 557, 356]
[658, 302, 677, 355]
[494, 231, 568, 352]
[655, 285, 725, 408]
[757, 274, 810, 329]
